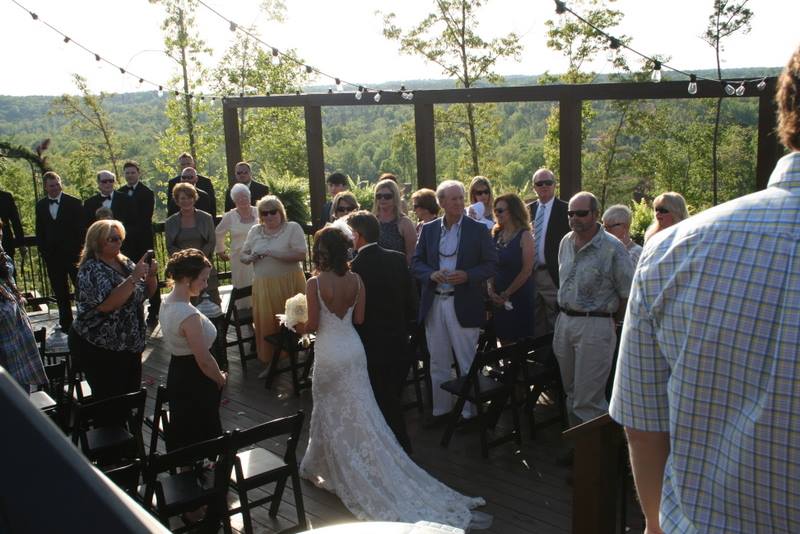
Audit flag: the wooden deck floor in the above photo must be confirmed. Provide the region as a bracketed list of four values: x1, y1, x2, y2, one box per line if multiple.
[31, 302, 643, 534]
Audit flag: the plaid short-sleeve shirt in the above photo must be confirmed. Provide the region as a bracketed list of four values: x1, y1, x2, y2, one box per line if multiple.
[609, 151, 800, 533]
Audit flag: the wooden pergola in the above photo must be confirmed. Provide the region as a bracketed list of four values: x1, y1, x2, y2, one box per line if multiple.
[221, 78, 783, 226]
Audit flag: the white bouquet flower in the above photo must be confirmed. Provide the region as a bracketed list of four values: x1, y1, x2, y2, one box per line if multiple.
[277, 293, 308, 332]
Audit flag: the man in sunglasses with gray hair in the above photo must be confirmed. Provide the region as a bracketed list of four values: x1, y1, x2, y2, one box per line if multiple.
[554, 191, 633, 432]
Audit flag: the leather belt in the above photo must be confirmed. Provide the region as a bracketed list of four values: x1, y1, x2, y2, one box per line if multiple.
[560, 307, 613, 318]
[434, 290, 455, 298]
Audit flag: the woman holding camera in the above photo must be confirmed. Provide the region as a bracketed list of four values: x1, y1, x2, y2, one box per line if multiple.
[69, 220, 158, 403]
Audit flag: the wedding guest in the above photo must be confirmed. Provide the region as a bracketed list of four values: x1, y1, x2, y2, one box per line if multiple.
[240, 196, 307, 365]
[223, 161, 269, 211]
[0, 225, 47, 392]
[0, 187, 25, 260]
[467, 176, 495, 230]
[68, 220, 157, 406]
[602, 204, 643, 266]
[330, 191, 359, 221]
[35, 171, 86, 332]
[165, 183, 220, 305]
[83, 170, 138, 258]
[215, 183, 258, 309]
[160, 249, 226, 452]
[166, 153, 216, 218]
[318, 172, 348, 229]
[118, 160, 160, 327]
[644, 192, 689, 242]
[411, 188, 439, 237]
[373, 179, 416, 263]
[488, 194, 535, 344]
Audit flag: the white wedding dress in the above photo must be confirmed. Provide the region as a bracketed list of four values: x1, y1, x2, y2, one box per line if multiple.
[299, 278, 486, 529]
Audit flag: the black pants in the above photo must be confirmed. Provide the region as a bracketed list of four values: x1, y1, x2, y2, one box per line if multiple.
[45, 257, 78, 330]
[365, 338, 413, 454]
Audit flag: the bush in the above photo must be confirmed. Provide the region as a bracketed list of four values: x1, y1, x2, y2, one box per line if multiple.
[262, 171, 311, 225]
[348, 177, 375, 212]
[630, 198, 652, 245]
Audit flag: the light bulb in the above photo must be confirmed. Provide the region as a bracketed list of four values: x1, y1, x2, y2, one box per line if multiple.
[305, 65, 313, 74]
[651, 67, 662, 83]
[355, 87, 363, 101]
[687, 74, 697, 95]
[724, 83, 735, 96]
[157, 86, 164, 97]
[735, 83, 746, 97]
[229, 21, 237, 32]
[373, 91, 382, 103]
[757, 79, 767, 91]
[335, 78, 343, 92]
[271, 48, 280, 66]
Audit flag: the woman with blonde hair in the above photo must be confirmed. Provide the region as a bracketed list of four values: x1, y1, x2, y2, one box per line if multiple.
[68, 219, 158, 406]
[372, 178, 416, 263]
[644, 192, 690, 242]
[241, 195, 307, 365]
[330, 191, 360, 220]
[467, 176, 495, 230]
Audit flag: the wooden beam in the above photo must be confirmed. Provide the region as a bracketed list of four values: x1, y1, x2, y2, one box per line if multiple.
[222, 104, 242, 186]
[559, 97, 582, 200]
[304, 105, 325, 228]
[414, 103, 436, 190]
[756, 78, 783, 190]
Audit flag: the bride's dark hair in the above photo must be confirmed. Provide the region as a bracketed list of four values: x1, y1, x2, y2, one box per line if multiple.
[312, 226, 350, 276]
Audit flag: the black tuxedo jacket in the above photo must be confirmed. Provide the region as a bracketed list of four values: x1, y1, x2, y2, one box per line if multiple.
[167, 175, 216, 218]
[0, 190, 25, 256]
[118, 182, 155, 255]
[224, 180, 269, 212]
[84, 192, 139, 258]
[351, 244, 417, 363]
[528, 198, 570, 286]
[35, 193, 85, 263]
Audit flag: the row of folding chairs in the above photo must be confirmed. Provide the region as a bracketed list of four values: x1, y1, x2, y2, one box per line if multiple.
[68, 385, 307, 534]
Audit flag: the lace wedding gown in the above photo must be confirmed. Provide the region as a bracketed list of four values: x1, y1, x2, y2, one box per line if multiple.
[299, 281, 486, 529]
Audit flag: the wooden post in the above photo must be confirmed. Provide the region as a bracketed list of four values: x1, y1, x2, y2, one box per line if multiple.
[756, 78, 783, 190]
[222, 104, 242, 186]
[559, 98, 582, 200]
[414, 103, 436, 190]
[305, 105, 326, 228]
[563, 414, 626, 534]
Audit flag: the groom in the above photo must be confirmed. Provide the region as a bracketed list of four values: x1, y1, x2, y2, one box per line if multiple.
[348, 211, 417, 453]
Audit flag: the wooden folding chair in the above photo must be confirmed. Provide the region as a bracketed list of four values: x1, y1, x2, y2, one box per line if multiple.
[144, 384, 171, 459]
[222, 285, 257, 374]
[228, 412, 307, 534]
[440, 343, 523, 458]
[263, 326, 313, 396]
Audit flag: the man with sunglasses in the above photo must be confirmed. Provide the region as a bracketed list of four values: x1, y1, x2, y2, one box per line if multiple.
[166, 152, 216, 218]
[34, 171, 86, 332]
[167, 167, 216, 218]
[555, 192, 633, 432]
[83, 170, 138, 258]
[527, 168, 570, 336]
[223, 161, 269, 211]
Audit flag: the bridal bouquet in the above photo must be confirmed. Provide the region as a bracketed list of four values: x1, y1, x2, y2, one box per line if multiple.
[277, 293, 308, 333]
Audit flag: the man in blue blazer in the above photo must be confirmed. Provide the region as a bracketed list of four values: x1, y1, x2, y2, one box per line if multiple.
[412, 180, 497, 422]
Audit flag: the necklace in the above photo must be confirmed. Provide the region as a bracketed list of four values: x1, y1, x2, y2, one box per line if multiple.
[496, 228, 518, 249]
[438, 223, 461, 258]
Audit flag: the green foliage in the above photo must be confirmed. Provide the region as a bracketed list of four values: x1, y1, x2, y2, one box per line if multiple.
[262, 172, 310, 225]
[629, 198, 652, 245]
[347, 177, 375, 212]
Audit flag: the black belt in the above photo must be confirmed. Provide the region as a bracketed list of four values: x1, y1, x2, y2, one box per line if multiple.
[434, 290, 455, 297]
[534, 265, 549, 271]
[560, 307, 613, 318]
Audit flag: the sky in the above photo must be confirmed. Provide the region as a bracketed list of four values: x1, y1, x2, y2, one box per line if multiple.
[1, 0, 798, 96]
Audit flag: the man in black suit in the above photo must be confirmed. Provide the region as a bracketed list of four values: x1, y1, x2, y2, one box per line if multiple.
[166, 152, 216, 218]
[348, 211, 416, 453]
[527, 168, 570, 336]
[119, 160, 160, 325]
[167, 167, 215, 218]
[35, 172, 86, 331]
[83, 170, 138, 259]
[223, 161, 269, 212]
[0, 188, 25, 259]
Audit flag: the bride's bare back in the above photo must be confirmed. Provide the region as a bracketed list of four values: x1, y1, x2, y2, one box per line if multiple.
[305, 270, 365, 330]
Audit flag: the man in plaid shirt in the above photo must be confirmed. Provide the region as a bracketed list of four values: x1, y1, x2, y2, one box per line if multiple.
[610, 46, 800, 533]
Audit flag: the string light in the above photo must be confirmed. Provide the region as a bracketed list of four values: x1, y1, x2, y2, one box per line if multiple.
[355, 86, 364, 101]
[373, 90, 382, 103]
[757, 79, 767, 91]
[157, 86, 164, 97]
[305, 65, 313, 74]
[608, 37, 621, 50]
[735, 81, 746, 97]
[554, 1, 567, 15]
[62, 36, 70, 44]
[271, 48, 280, 66]
[651, 61, 662, 83]
[687, 74, 698, 95]
[724, 83, 736, 96]
[228, 21, 237, 32]
[335, 78, 343, 92]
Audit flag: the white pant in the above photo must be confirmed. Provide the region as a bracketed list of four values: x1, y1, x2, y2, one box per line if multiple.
[425, 295, 480, 417]
[553, 313, 616, 426]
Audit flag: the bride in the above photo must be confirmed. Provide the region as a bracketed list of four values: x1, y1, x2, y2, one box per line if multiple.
[297, 226, 487, 529]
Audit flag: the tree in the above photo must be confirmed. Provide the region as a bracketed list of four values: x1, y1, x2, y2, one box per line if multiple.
[51, 74, 121, 179]
[381, 0, 521, 175]
[702, 0, 753, 205]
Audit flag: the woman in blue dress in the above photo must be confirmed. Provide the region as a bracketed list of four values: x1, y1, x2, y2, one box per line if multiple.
[488, 193, 535, 344]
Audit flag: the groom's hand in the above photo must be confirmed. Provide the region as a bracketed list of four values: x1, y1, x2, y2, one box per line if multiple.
[446, 270, 468, 285]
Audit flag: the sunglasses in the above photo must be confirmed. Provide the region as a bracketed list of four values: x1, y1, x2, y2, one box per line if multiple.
[604, 222, 623, 230]
[473, 189, 490, 196]
[375, 193, 394, 200]
[535, 180, 555, 187]
[654, 207, 670, 214]
[180, 175, 195, 180]
[260, 209, 279, 216]
[106, 235, 123, 243]
[493, 207, 506, 214]
[336, 205, 356, 213]
[567, 210, 591, 218]
[99, 179, 115, 184]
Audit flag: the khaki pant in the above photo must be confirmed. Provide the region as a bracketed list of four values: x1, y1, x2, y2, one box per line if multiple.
[553, 312, 616, 426]
[533, 269, 558, 337]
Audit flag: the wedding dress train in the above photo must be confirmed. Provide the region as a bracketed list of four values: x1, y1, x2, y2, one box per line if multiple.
[299, 282, 486, 529]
